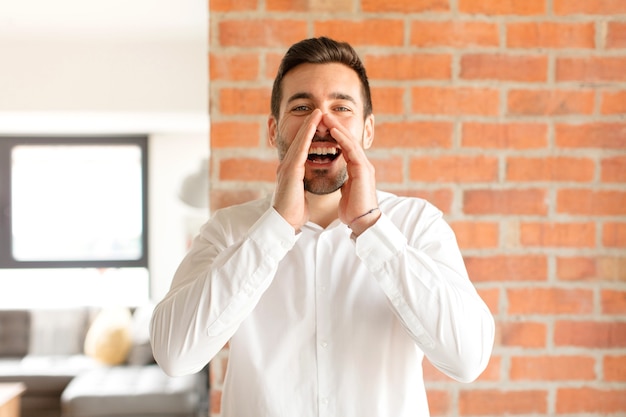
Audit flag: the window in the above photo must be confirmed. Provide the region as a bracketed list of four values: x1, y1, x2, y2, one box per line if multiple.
[0, 136, 148, 268]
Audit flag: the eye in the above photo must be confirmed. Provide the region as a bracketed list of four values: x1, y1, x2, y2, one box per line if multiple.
[291, 105, 311, 113]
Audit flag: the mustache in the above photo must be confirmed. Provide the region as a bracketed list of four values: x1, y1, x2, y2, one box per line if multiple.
[311, 134, 337, 143]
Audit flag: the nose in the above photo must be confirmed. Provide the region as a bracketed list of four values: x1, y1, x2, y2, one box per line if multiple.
[315, 114, 330, 138]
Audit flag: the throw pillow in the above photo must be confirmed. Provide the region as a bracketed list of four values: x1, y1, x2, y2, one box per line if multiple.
[84, 306, 132, 365]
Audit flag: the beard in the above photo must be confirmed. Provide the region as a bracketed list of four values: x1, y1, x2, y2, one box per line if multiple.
[304, 166, 347, 195]
[275, 132, 348, 195]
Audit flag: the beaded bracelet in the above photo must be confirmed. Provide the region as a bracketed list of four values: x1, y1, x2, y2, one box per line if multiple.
[348, 207, 380, 229]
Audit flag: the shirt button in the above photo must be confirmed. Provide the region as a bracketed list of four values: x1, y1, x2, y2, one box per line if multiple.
[320, 341, 328, 348]
[321, 398, 329, 406]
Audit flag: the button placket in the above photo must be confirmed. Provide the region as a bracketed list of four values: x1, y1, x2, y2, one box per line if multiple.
[314, 232, 333, 416]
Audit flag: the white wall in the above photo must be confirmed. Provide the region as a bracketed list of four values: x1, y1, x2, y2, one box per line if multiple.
[0, 0, 209, 304]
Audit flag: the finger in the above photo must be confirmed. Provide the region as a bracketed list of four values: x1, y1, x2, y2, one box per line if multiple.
[282, 109, 323, 165]
[322, 117, 366, 164]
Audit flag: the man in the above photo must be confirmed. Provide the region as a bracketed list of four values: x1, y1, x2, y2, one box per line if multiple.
[150, 37, 494, 416]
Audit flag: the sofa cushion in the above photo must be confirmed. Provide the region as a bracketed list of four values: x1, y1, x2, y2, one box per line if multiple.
[0, 310, 30, 357]
[61, 365, 202, 417]
[0, 355, 98, 393]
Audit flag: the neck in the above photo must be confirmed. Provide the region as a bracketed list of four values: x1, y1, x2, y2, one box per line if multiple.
[306, 190, 341, 229]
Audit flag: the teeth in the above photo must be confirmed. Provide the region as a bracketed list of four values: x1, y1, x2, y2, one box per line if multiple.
[308, 147, 338, 156]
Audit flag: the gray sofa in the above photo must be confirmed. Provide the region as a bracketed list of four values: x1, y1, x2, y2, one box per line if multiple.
[0, 307, 207, 417]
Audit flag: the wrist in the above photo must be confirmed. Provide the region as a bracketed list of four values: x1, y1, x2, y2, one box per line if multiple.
[348, 207, 381, 236]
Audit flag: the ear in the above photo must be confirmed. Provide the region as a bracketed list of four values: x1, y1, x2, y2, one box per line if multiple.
[362, 114, 375, 150]
[268, 115, 278, 147]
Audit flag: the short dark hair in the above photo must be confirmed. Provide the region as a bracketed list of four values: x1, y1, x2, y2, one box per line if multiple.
[270, 37, 373, 119]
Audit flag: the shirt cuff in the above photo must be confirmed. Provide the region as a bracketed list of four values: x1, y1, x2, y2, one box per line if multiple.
[247, 207, 299, 261]
[354, 213, 406, 271]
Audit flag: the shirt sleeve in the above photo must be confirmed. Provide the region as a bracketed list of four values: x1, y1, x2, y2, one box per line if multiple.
[354, 207, 495, 383]
[150, 207, 298, 377]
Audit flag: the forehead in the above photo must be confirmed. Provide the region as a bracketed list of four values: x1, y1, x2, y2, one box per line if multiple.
[280, 62, 363, 105]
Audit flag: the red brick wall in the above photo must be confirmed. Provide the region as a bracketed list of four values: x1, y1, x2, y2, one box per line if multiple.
[208, 0, 626, 415]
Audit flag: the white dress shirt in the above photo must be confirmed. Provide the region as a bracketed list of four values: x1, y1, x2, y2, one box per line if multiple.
[150, 191, 494, 417]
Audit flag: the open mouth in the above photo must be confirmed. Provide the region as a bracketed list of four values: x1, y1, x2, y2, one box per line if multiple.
[307, 146, 342, 164]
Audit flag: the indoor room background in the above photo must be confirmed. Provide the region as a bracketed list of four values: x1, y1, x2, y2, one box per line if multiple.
[0, 0, 624, 417]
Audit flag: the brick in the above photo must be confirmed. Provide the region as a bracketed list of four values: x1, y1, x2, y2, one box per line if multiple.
[556, 256, 596, 281]
[464, 255, 548, 282]
[210, 0, 257, 11]
[555, 321, 626, 348]
[412, 87, 499, 116]
[390, 188, 454, 214]
[461, 54, 547, 82]
[409, 155, 499, 182]
[508, 287, 594, 314]
[211, 121, 262, 148]
[507, 156, 594, 182]
[424, 389, 451, 416]
[601, 155, 626, 183]
[210, 389, 222, 415]
[510, 355, 596, 381]
[209, 352, 229, 386]
[556, 123, 626, 149]
[362, 0, 449, 12]
[220, 88, 270, 116]
[462, 122, 548, 149]
[218, 19, 307, 47]
[520, 222, 595, 248]
[459, 389, 548, 416]
[605, 355, 626, 381]
[556, 387, 626, 414]
[597, 257, 626, 281]
[219, 157, 277, 181]
[607, 21, 626, 49]
[602, 290, 626, 315]
[370, 156, 404, 183]
[507, 22, 595, 48]
[450, 221, 499, 249]
[601, 90, 626, 114]
[265, 53, 283, 80]
[267, 0, 353, 12]
[477, 287, 500, 315]
[375, 121, 453, 149]
[459, 0, 545, 15]
[478, 356, 502, 382]
[210, 188, 266, 212]
[210, 53, 259, 81]
[557, 189, 626, 216]
[603, 222, 626, 247]
[557, 56, 626, 82]
[499, 321, 547, 348]
[314, 20, 404, 46]
[554, 0, 626, 15]
[370, 87, 404, 115]
[365, 54, 451, 80]
[464, 189, 548, 215]
[507, 89, 594, 116]
[557, 256, 626, 281]
[410, 21, 499, 47]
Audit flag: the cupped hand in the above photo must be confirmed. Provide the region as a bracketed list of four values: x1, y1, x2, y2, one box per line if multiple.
[323, 114, 379, 232]
[272, 109, 324, 231]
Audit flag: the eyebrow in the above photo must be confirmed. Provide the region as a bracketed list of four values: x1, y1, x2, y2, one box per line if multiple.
[286, 92, 358, 105]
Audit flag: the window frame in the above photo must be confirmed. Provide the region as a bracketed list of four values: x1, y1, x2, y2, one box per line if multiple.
[0, 135, 149, 269]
